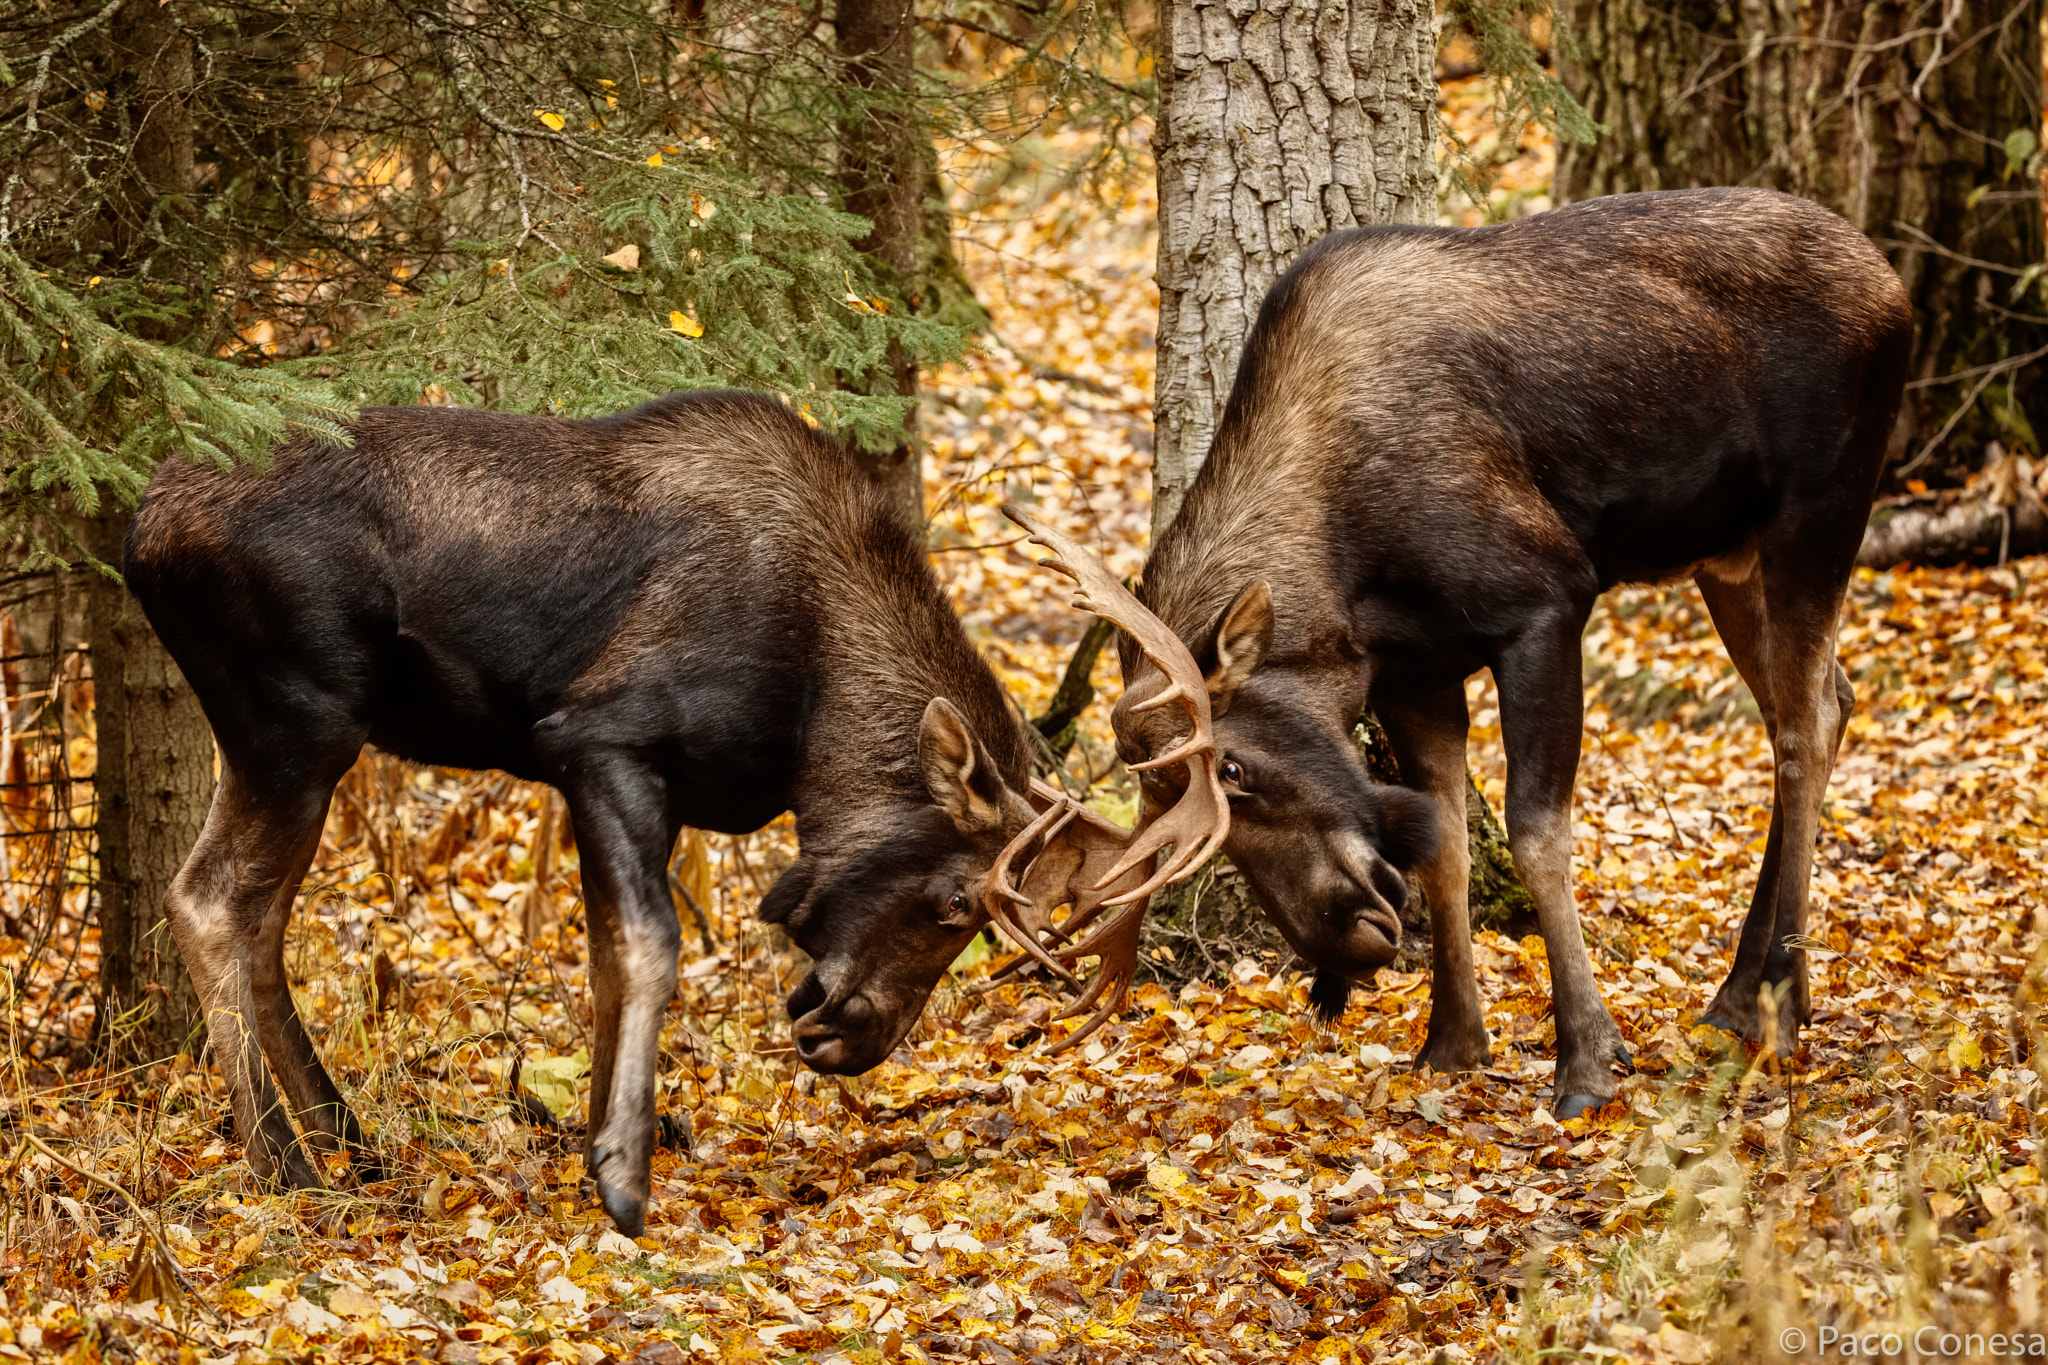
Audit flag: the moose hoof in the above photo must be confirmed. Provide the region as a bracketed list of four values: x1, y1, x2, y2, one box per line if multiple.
[1554, 1093, 1606, 1122]
[590, 1140, 650, 1238]
[1698, 1007, 1758, 1041]
[597, 1177, 647, 1239]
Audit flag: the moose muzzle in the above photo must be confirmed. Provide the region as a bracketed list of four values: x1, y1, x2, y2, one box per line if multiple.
[786, 969, 909, 1075]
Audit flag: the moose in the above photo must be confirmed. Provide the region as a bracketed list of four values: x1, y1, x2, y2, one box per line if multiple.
[124, 390, 1219, 1236]
[1086, 188, 1913, 1117]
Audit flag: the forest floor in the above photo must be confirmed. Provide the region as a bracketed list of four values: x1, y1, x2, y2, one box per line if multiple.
[4, 103, 2047, 1365]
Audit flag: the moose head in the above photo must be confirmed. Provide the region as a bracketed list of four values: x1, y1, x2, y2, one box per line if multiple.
[995, 506, 1437, 1025]
[763, 695, 1041, 1074]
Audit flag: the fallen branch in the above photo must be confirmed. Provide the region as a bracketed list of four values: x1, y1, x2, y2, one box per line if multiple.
[1859, 488, 2048, 568]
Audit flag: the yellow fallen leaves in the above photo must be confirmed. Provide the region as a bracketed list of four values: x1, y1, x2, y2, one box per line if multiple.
[533, 109, 565, 131]
[520, 1048, 590, 1118]
[7, 118, 2047, 1365]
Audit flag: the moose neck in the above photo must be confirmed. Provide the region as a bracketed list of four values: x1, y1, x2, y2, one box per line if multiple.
[783, 484, 1028, 845]
[1144, 381, 1358, 685]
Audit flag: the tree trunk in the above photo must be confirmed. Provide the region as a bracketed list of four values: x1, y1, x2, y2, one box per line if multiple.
[1858, 449, 2048, 565]
[836, 0, 926, 528]
[86, 0, 212, 1062]
[1150, 0, 1439, 537]
[1143, 0, 1533, 972]
[87, 517, 212, 1060]
[1555, 0, 2046, 485]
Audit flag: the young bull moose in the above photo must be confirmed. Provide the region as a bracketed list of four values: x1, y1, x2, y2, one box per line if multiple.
[1089, 188, 1914, 1117]
[125, 391, 1203, 1236]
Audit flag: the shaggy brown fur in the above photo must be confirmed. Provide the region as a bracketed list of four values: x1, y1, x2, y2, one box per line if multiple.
[1124, 188, 1912, 1116]
[128, 392, 1035, 1235]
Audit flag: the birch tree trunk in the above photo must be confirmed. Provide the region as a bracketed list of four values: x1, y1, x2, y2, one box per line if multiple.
[1555, 0, 2046, 486]
[1150, 0, 1438, 537]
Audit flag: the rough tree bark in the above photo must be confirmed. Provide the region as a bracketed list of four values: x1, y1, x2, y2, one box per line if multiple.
[83, 0, 215, 1061]
[87, 521, 211, 1060]
[1555, 0, 2046, 484]
[1150, 0, 1439, 536]
[1143, 0, 1533, 977]
[836, 0, 926, 527]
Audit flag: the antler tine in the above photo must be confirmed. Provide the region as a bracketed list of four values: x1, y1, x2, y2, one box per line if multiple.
[984, 510, 1232, 1051]
[1043, 902, 1144, 1054]
[1000, 505, 1204, 697]
[983, 797, 1084, 985]
[998, 504, 1230, 881]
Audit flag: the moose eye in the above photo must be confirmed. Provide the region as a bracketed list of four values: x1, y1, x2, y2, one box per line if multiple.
[948, 892, 970, 915]
[1220, 758, 1246, 786]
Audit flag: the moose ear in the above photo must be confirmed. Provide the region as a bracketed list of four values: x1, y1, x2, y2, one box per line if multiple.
[919, 698, 1007, 835]
[1205, 581, 1273, 716]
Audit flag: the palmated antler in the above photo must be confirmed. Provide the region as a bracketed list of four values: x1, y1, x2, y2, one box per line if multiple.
[980, 779, 1152, 1052]
[980, 505, 1232, 1049]
[1000, 505, 1231, 895]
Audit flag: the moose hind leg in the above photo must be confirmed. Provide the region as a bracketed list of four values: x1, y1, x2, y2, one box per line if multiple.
[1377, 687, 1490, 1073]
[248, 793, 379, 1174]
[1698, 562, 1850, 1050]
[165, 770, 337, 1189]
[1747, 596, 1851, 1047]
[1695, 566, 1783, 1041]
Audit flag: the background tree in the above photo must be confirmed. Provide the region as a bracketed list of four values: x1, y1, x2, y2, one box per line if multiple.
[1555, 0, 2046, 487]
[836, 0, 926, 522]
[1149, 0, 1439, 535]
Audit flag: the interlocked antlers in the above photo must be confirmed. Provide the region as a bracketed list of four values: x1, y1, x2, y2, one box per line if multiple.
[983, 505, 1231, 1049]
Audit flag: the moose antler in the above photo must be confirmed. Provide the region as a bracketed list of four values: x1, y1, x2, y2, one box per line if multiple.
[979, 505, 1231, 1049]
[999, 505, 1231, 897]
[980, 779, 1152, 1052]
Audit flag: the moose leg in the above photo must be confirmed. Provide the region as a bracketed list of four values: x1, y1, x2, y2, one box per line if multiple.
[164, 768, 337, 1190]
[1695, 565, 1783, 1040]
[1377, 686, 1489, 1073]
[1495, 617, 1628, 1118]
[246, 793, 380, 1174]
[1700, 560, 1851, 1049]
[552, 749, 681, 1238]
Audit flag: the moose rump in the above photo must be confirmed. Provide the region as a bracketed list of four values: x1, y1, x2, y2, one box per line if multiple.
[125, 392, 1037, 1235]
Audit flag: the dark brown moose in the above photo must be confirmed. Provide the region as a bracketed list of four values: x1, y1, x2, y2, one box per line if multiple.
[1103, 188, 1914, 1117]
[124, 391, 1153, 1236]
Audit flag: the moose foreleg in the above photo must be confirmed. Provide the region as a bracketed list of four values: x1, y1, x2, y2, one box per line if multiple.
[1497, 621, 1629, 1119]
[554, 749, 682, 1239]
[1377, 688, 1490, 1073]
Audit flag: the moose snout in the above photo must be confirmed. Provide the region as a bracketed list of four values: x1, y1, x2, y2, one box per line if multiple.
[787, 971, 887, 1074]
[1335, 828, 1407, 918]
